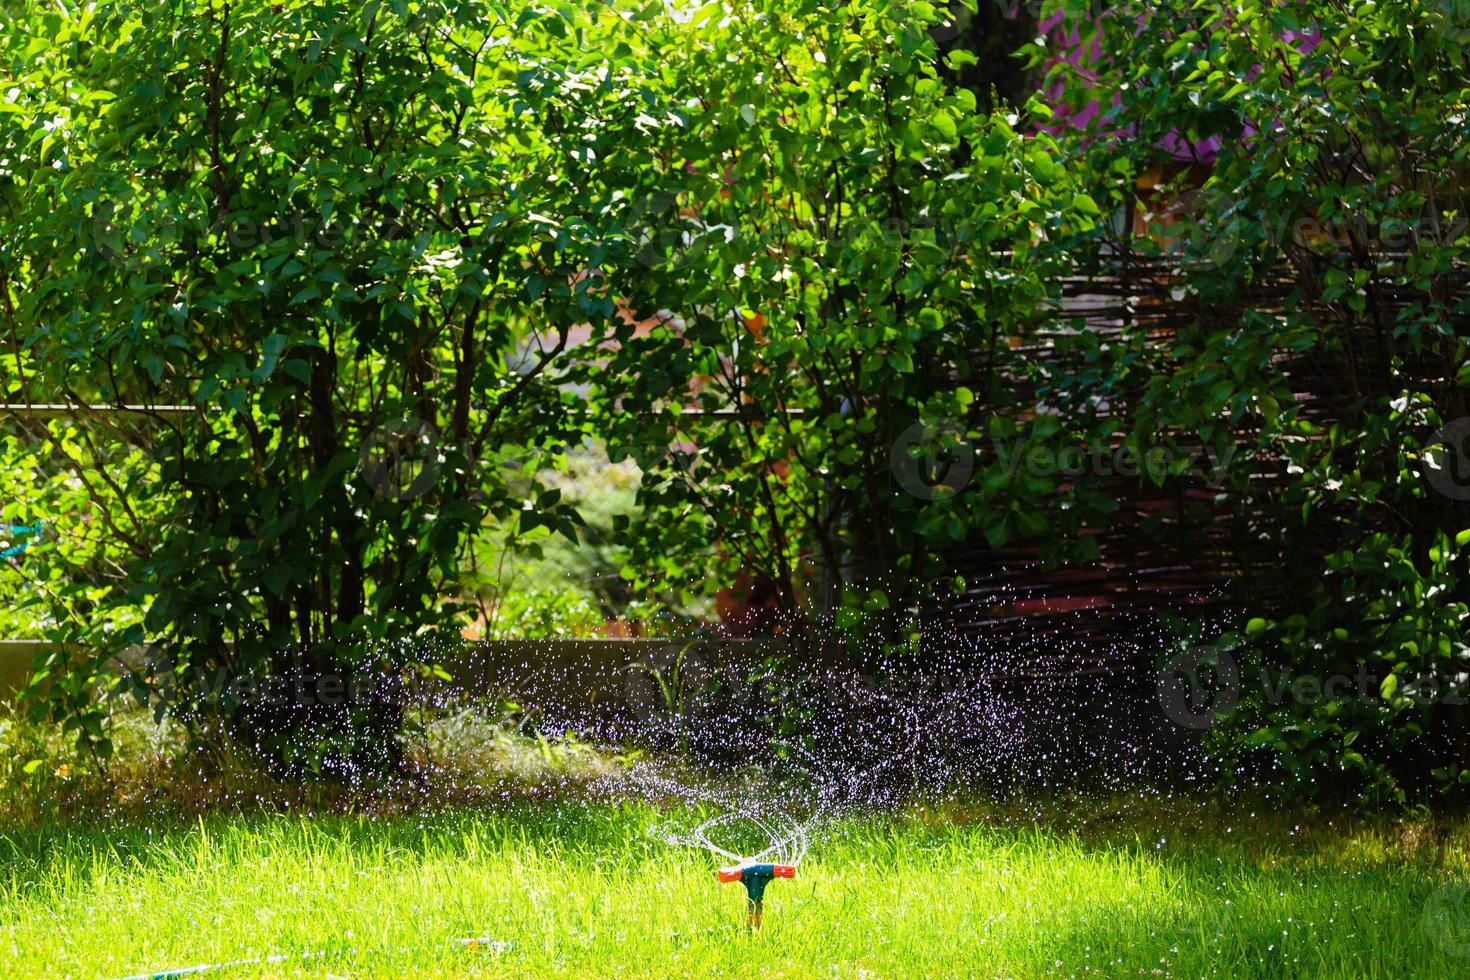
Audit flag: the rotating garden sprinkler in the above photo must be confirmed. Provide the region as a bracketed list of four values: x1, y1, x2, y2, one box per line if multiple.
[661, 808, 811, 931]
[717, 862, 796, 929]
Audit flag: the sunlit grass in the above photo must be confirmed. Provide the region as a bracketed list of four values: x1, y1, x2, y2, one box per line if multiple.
[3, 704, 1469, 977]
[2, 800, 1467, 978]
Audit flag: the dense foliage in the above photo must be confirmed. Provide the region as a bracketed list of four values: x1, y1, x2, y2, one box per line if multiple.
[595, 0, 1096, 637]
[2, 0, 653, 773]
[2, 0, 1468, 804]
[1047, 0, 1470, 801]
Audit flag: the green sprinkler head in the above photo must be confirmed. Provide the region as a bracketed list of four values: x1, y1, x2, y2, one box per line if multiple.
[717, 863, 796, 928]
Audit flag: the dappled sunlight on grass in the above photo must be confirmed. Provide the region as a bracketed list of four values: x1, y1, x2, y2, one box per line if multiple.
[4, 701, 1469, 976]
[2, 803, 1466, 977]
[0, 702, 631, 826]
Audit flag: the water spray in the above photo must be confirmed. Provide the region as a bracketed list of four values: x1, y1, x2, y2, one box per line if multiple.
[661, 808, 811, 930]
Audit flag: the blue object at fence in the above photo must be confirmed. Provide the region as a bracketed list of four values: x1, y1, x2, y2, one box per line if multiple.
[109, 937, 509, 979]
[1, 521, 42, 559]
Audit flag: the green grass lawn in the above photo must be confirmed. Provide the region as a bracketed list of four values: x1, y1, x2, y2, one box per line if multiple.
[3, 799, 1469, 978]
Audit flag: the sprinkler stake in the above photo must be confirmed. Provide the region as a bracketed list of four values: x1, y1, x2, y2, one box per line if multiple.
[717, 863, 795, 929]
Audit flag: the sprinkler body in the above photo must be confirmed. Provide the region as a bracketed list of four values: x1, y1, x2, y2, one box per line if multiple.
[717, 863, 796, 929]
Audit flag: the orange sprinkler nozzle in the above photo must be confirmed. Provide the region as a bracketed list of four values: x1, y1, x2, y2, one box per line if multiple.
[717, 863, 797, 930]
[716, 863, 797, 903]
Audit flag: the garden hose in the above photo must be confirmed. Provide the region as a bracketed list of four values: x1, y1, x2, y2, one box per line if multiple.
[1, 521, 41, 559]
[110, 937, 509, 980]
